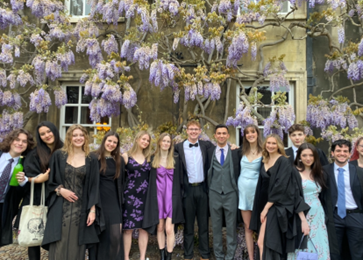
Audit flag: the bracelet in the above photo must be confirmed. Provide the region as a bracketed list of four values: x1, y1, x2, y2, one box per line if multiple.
[56, 185, 64, 196]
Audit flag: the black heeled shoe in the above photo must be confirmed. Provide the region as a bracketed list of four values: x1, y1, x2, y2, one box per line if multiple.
[160, 248, 166, 260]
[165, 251, 172, 260]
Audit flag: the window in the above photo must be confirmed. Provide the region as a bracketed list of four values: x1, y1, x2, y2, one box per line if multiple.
[60, 84, 111, 142]
[238, 0, 290, 15]
[235, 83, 294, 147]
[65, 0, 91, 21]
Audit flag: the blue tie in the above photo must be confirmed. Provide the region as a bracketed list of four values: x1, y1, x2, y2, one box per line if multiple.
[220, 149, 224, 166]
[337, 168, 346, 219]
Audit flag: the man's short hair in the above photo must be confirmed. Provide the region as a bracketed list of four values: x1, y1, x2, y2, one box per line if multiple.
[288, 124, 305, 135]
[215, 124, 229, 133]
[186, 120, 201, 129]
[331, 139, 352, 152]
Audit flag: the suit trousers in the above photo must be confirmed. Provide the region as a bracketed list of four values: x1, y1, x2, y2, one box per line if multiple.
[332, 209, 363, 260]
[182, 185, 210, 259]
[209, 190, 237, 260]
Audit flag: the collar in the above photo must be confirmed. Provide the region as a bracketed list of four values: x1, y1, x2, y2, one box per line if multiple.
[186, 140, 199, 146]
[216, 144, 228, 151]
[292, 145, 298, 153]
[2, 152, 20, 163]
[334, 162, 349, 173]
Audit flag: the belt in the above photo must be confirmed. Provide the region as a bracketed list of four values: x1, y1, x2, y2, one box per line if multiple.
[336, 207, 363, 214]
[189, 182, 203, 187]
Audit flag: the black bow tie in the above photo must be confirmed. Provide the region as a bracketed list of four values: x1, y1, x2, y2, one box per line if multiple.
[189, 143, 199, 148]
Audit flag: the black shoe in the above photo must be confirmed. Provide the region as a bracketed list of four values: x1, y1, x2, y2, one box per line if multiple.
[160, 248, 166, 260]
[165, 251, 172, 260]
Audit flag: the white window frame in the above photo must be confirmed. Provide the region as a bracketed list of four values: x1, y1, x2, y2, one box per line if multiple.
[59, 83, 112, 142]
[235, 83, 294, 147]
[238, 0, 291, 15]
[65, 0, 91, 23]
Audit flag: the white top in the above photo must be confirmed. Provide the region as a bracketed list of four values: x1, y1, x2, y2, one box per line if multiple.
[292, 145, 298, 159]
[334, 162, 358, 209]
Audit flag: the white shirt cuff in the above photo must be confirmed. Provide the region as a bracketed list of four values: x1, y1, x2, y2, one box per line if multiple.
[19, 176, 28, 187]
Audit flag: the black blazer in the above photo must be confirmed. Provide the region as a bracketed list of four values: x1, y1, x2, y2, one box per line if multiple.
[323, 163, 363, 212]
[174, 140, 214, 197]
[286, 146, 329, 166]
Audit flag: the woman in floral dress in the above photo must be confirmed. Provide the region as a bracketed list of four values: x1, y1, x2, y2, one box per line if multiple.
[122, 131, 152, 260]
[288, 143, 338, 260]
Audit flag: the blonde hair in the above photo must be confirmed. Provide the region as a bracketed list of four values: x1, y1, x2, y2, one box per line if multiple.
[62, 124, 90, 156]
[186, 120, 201, 129]
[152, 133, 175, 169]
[262, 134, 288, 163]
[128, 130, 152, 162]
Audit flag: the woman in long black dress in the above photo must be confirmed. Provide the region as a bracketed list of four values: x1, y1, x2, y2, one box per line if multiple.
[143, 133, 184, 260]
[250, 134, 309, 260]
[92, 131, 125, 260]
[121, 130, 152, 260]
[15, 121, 63, 260]
[42, 124, 100, 260]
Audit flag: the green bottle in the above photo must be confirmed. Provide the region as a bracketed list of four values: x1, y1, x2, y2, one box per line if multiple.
[9, 156, 23, 186]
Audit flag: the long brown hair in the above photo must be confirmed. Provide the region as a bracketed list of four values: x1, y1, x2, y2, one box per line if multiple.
[128, 130, 152, 162]
[61, 124, 90, 156]
[351, 136, 363, 161]
[152, 133, 175, 169]
[0, 128, 35, 156]
[262, 134, 288, 163]
[241, 124, 263, 156]
[95, 131, 122, 179]
[294, 143, 326, 188]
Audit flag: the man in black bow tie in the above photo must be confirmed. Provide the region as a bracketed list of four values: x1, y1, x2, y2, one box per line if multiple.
[174, 120, 213, 260]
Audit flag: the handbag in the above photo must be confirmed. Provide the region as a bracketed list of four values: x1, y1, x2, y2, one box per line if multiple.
[17, 179, 48, 247]
[296, 235, 319, 260]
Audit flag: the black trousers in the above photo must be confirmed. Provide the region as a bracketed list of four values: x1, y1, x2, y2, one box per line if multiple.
[182, 185, 210, 259]
[332, 210, 363, 260]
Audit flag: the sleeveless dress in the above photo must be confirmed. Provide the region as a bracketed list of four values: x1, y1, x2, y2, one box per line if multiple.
[123, 157, 151, 230]
[156, 166, 174, 219]
[287, 180, 330, 260]
[49, 164, 86, 260]
[238, 155, 262, 210]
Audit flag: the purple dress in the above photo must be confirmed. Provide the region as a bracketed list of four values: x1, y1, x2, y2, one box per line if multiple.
[156, 166, 174, 219]
[123, 157, 151, 230]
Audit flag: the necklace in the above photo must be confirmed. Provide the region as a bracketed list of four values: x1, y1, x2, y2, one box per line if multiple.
[250, 149, 257, 155]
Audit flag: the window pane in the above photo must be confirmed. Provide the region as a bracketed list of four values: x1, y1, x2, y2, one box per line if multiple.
[81, 107, 92, 124]
[65, 107, 78, 124]
[81, 87, 92, 104]
[100, 117, 109, 124]
[70, 0, 84, 15]
[280, 1, 288, 13]
[66, 86, 79, 104]
[85, 2, 91, 16]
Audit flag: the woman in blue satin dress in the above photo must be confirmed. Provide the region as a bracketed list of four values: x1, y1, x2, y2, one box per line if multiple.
[238, 124, 263, 260]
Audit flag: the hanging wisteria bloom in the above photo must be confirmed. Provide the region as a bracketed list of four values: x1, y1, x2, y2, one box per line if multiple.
[263, 110, 284, 139]
[0, 69, 6, 87]
[149, 60, 179, 90]
[123, 83, 137, 109]
[102, 35, 119, 55]
[0, 110, 23, 142]
[324, 57, 347, 73]
[133, 44, 158, 70]
[338, 26, 345, 44]
[226, 103, 258, 135]
[30, 34, 43, 47]
[121, 39, 140, 62]
[158, 0, 179, 15]
[270, 73, 290, 92]
[101, 83, 123, 103]
[49, 24, 72, 41]
[0, 44, 13, 64]
[54, 89, 67, 108]
[26, 0, 65, 18]
[45, 60, 62, 81]
[327, 0, 345, 10]
[180, 29, 204, 48]
[0, 8, 22, 29]
[89, 98, 121, 122]
[102, 1, 120, 25]
[32, 56, 46, 84]
[29, 88, 52, 113]
[347, 61, 362, 81]
[227, 32, 249, 67]
[16, 70, 35, 87]
[277, 105, 295, 131]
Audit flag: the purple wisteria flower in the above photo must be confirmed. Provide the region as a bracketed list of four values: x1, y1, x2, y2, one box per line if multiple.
[45, 60, 62, 81]
[226, 103, 258, 136]
[26, 0, 65, 18]
[86, 38, 103, 68]
[30, 34, 43, 47]
[57, 51, 75, 72]
[327, 0, 345, 10]
[102, 1, 120, 25]
[180, 29, 204, 48]
[102, 35, 119, 55]
[347, 61, 361, 81]
[32, 56, 46, 84]
[0, 69, 6, 87]
[227, 32, 249, 67]
[277, 105, 295, 131]
[101, 83, 123, 103]
[80, 73, 89, 84]
[358, 38, 363, 57]
[2, 90, 15, 107]
[123, 83, 137, 109]
[54, 89, 67, 108]
[338, 26, 345, 44]
[11, 0, 24, 12]
[0, 8, 22, 29]
[49, 24, 72, 41]
[149, 60, 179, 90]
[270, 73, 290, 92]
[251, 42, 257, 61]
[29, 88, 52, 113]
[16, 70, 35, 87]
[159, 0, 179, 15]
[0, 110, 23, 142]
[0, 44, 13, 64]
[133, 44, 158, 70]
[121, 39, 139, 62]
[89, 98, 121, 122]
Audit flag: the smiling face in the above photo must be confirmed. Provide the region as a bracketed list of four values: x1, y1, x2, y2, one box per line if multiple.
[10, 133, 28, 157]
[38, 126, 55, 146]
[137, 134, 150, 150]
[300, 148, 315, 168]
[214, 127, 229, 147]
[289, 130, 306, 148]
[71, 129, 85, 148]
[331, 144, 350, 166]
[186, 123, 202, 143]
[160, 135, 171, 152]
[265, 137, 278, 154]
[245, 127, 258, 144]
[104, 135, 118, 154]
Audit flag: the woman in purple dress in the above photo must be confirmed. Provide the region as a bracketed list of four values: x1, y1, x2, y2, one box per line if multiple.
[143, 133, 184, 260]
[121, 131, 152, 260]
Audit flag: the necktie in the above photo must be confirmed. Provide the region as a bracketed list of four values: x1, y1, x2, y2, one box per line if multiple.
[337, 168, 346, 219]
[0, 158, 14, 201]
[189, 143, 198, 148]
[220, 148, 225, 166]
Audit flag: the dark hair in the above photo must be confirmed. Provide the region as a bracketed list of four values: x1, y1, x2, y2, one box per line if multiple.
[350, 137, 363, 161]
[215, 124, 229, 133]
[294, 143, 326, 188]
[288, 124, 305, 135]
[331, 139, 352, 152]
[0, 128, 35, 156]
[36, 121, 63, 172]
[94, 131, 122, 179]
[241, 124, 263, 156]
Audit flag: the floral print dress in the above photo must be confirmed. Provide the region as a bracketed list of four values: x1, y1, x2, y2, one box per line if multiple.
[123, 157, 151, 230]
[287, 180, 330, 260]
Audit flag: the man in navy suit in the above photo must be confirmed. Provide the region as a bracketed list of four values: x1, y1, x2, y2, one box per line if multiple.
[323, 139, 363, 260]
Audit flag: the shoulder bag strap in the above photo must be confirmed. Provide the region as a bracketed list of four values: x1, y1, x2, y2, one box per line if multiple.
[298, 235, 318, 254]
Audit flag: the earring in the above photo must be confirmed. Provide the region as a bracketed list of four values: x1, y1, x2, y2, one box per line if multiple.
[299, 159, 302, 162]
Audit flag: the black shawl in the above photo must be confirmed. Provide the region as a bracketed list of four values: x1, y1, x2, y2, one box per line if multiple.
[143, 153, 184, 234]
[42, 150, 102, 250]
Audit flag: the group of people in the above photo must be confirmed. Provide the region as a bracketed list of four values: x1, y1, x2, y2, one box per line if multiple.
[0, 120, 363, 260]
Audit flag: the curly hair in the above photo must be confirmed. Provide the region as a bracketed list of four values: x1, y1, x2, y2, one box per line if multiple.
[0, 128, 35, 156]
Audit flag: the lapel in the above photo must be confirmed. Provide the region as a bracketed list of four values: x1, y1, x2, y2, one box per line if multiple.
[285, 147, 294, 164]
[179, 141, 187, 170]
[349, 163, 356, 192]
[207, 147, 217, 187]
[199, 140, 207, 167]
[227, 146, 235, 181]
[328, 163, 338, 204]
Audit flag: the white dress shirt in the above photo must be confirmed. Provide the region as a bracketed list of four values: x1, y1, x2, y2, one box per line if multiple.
[215, 144, 228, 164]
[334, 162, 358, 209]
[183, 140, 204, 183]
[292, 145, 298, 159]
